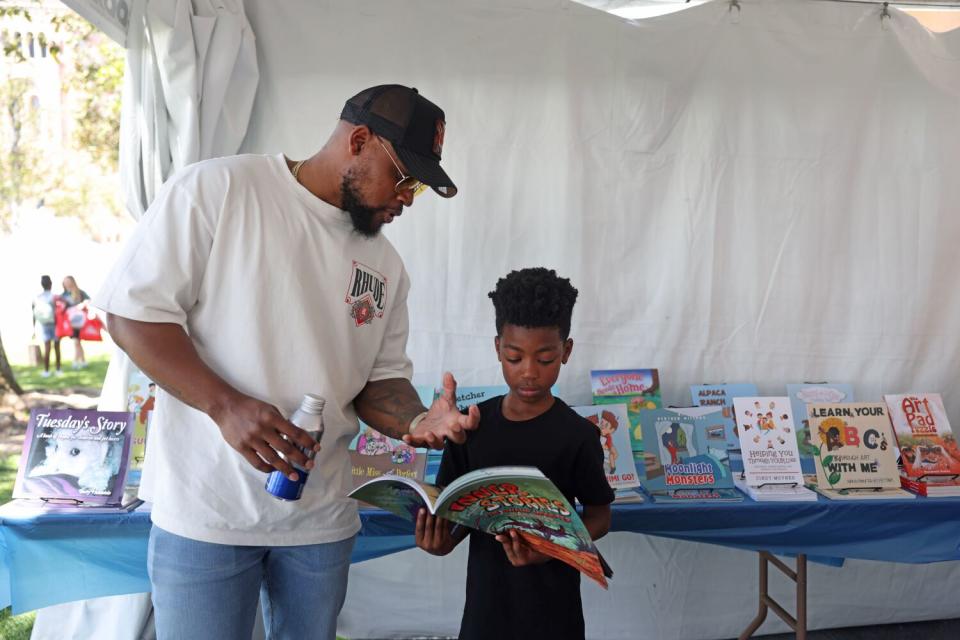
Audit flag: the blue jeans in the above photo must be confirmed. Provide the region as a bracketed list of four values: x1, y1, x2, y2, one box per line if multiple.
[148, 525, 356, 640]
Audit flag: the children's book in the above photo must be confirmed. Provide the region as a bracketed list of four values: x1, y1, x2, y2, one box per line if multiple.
[571, 404, 641, 490]
[884, 393, 960, 495]
[13, 409, 135, 506]
[648, 488, 744, 503]
[125, 368, 156, 487]
[591, 369, 661, 467]
[732, 397, 817, 501]
[349, 386, 432, 489]
[690, 383, 758, 409]
[786, 383, 855, 474]
[806, 402, 914, 500]
[349, 465, 613, 588]
[637, 407, 741, 502]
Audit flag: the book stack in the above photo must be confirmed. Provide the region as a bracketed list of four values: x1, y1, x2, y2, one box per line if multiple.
[885, 393, 960, 497]
[637, 407, 742, 502]
[805, 402, 914, 500]
[10, 408, 141, 514]
[731, 397, 817, 502]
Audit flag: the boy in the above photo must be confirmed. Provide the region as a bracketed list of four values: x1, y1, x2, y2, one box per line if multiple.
[32, 275, 61, 378]
[415, 267, 613, 640]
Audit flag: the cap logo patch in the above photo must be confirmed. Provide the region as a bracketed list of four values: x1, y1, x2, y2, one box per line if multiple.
[433, 120, 445, 157]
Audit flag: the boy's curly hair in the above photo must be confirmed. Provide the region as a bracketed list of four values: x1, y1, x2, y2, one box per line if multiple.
[488, 267, 578, 339]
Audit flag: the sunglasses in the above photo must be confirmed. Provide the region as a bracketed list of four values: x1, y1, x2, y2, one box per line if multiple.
[375, 137, 428, 198]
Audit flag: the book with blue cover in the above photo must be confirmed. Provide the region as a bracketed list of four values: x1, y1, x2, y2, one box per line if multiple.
[690, 383, 758, 409]
[590, 369, 661, 466]
[637, 407, 739, 501]
[785, 383, 855, 474]
[571, 404, 641, 490]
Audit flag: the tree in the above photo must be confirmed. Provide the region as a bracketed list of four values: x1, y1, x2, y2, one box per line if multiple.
[0, 2, 124, 393]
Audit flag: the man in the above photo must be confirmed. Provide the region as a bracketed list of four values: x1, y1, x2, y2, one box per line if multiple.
[97, 85, 479, 639]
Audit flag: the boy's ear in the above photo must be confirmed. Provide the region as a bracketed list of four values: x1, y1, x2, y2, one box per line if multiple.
[494, 336, 501, 360]
[561, 338, 573, 364]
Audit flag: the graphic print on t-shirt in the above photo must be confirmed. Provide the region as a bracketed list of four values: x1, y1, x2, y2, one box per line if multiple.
[345, 261, 388, 326]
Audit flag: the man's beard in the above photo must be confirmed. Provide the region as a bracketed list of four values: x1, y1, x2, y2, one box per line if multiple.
[340, 169, 381, 238]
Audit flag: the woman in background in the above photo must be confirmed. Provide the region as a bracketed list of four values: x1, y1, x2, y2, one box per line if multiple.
[62, 275, 90, 369]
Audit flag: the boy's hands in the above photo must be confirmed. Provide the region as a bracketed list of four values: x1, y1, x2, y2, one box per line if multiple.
[403, 371, 480, 448]
[415, 509, 458, 556]
[496, 529, 550, 567]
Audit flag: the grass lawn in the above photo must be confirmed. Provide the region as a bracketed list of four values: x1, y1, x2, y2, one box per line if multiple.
[11, 354, 110, 392]
[0, 455, 35, 639]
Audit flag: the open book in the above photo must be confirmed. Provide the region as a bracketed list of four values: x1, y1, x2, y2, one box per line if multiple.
[349, 466, 612, 588]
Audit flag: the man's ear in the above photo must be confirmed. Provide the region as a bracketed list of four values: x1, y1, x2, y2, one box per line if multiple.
[347, 125, 372, 156]
[561, 338, 573, 364]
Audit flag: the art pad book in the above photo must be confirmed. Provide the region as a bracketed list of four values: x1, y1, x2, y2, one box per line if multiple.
[590, 369, 661, 464]
[690, 383, 758, 409]
[13, 409, 134, 505]
[884, 393, 960, 478]
[349, 385, 431, 489]
[349, 465, 612, 588]
[637, 408, 738, 501]
[571, 404, 641, 490]
[732, 397, 803, 488]
[786, 383, 855, 474]
[807, 402, 914, 499]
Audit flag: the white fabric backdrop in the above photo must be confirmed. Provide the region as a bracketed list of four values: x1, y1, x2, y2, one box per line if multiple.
[239, 1, 960, 638]
[242, 0, 960, 417]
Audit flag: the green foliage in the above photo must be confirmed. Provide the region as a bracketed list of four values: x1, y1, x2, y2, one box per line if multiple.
[1, 1, 124, 231]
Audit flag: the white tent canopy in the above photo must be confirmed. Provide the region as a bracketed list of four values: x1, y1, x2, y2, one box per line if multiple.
[33, 1, 960, 638]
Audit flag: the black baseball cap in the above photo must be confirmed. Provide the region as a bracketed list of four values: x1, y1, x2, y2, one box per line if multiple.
[341, 85, 457, 198]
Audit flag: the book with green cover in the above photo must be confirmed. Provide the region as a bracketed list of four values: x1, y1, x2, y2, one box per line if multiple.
[349, 465, 612, 588]
[590, 369, 661, 465]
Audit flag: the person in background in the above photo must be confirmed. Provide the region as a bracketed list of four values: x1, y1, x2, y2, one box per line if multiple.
[32, 275, 61, 378]
[61, 275, 90, 369]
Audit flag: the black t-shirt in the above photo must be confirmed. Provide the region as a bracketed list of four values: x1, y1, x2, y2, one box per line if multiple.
[437, 396, 615, 640]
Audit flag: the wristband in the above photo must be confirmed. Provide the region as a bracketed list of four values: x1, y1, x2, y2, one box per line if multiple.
[407, 411, 429, 434]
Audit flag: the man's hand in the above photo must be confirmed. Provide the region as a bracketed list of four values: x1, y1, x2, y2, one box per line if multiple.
[495, 529, 550, 567]
[209, 391, 321, 481]
[402, 371, 480, 448]
[414, 509, 459, 556]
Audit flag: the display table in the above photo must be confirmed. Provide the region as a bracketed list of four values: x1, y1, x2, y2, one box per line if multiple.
[3, 496, 960, 615]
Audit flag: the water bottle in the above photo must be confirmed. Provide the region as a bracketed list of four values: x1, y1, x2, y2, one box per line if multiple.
[265, 394, 326, 501]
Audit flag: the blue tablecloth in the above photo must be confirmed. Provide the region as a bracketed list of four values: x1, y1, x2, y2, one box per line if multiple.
[2, 496, 960, 614]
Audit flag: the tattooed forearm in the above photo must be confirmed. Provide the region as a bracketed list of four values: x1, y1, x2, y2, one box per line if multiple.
[354, 378, 427, 440]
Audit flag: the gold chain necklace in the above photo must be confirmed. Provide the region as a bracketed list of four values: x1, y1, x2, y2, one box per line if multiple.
[291, 159, 306, 182]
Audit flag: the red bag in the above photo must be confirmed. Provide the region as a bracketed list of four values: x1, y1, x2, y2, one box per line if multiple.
[79, 314, 104, 342]
[54, 298, 73, 339]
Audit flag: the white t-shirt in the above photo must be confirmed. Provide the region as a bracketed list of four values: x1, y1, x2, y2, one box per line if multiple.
[96, 154, 413, 546]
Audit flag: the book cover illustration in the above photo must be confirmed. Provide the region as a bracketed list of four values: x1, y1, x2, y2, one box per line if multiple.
[590, 369, 661, 462]
[571, 404, 641, 489]
[125, 368, 155, 487]
[884, 393, 960, 478]
[732, 397, 803, 488]
[690, 383, 758, 409]
[786, 383, 855, 474]
[637, 408, 736, 497]
[13, 409, 134, 505]
[349, 466, 611, 588]
[348, 385, 432, 489]
[807, 403, 901, 491]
